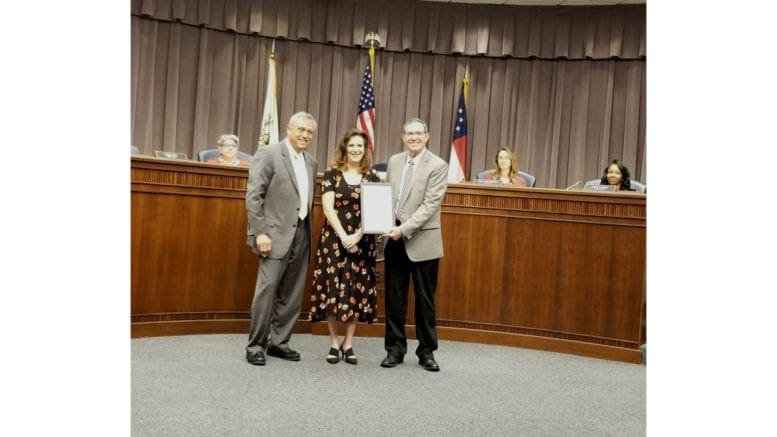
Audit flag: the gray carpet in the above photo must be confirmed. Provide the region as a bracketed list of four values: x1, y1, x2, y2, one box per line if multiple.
[132, 334, 645, 436]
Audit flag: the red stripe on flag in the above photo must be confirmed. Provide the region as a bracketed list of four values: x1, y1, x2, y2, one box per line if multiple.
[356, 60, 377, 154]
[357, 109, 376, 153]
[452, 135, 467, 175]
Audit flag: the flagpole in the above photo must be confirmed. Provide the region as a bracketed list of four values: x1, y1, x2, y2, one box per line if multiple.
[369, 47, 375, 86]
[259, 39, 279, 147]
[270, 39, 276, 117]
[365, 32, 380, 84]
[463, 63, 469, 104]
[361, 32, 381, 155]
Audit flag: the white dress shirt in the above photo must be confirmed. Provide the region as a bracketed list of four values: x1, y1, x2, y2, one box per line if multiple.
[285, 140, 309, 220]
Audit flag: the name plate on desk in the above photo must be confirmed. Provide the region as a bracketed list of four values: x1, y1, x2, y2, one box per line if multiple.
[583, 184, 616, 192]
[473, 179, 503, 185]
[360, 182, 394, 234]
[154, 151, 188, 160]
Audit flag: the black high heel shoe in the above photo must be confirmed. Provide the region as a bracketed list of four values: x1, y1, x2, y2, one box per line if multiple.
[326, 347, 340, 364]
[340, 343, 357, 365]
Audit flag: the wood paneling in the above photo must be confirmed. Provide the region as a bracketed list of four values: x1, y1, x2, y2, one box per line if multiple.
[132, 157, 645, 363]
[131, 158, 258, 324]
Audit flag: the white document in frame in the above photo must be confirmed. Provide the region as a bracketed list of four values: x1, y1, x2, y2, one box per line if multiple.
[360, 182, 395, 234]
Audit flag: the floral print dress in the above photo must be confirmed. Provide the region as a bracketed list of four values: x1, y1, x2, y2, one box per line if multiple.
[309, 168, 379, 323]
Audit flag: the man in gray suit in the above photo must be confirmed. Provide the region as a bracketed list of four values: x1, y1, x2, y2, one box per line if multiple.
[245, 112, 318, 366]
[381, 118, 448, 371]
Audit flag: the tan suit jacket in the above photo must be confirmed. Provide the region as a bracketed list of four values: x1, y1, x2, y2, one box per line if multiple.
[387, 149, 448, 262]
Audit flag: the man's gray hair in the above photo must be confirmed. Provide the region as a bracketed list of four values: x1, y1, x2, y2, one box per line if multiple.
[288, 112, 317, 128]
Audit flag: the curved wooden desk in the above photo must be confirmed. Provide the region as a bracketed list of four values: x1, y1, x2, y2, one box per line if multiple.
[132, 157, 645, 363]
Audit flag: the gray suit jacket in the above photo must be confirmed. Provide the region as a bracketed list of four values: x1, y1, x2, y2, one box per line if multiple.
[387, 149, 448, 262]
[246, 139, 318, 259]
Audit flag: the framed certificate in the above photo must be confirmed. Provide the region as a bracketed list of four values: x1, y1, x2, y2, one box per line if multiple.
[360, 182, 395, 234]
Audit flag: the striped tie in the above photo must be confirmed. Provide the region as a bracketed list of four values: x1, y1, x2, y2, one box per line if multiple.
[396, 159, 415, 215]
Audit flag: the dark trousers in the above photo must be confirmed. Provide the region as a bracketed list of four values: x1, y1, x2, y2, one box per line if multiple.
[384, 237, 439, 358]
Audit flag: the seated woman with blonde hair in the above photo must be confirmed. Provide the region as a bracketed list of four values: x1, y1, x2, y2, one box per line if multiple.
[485, 147, 526, 186]
[207, 134, 250, 167]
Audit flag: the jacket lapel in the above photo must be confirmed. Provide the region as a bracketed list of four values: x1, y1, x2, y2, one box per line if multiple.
[304, 152, 315, 206]
[391, 152, 407, 205]
[397, 150, 428, 209]
[280, 139, 300, 195]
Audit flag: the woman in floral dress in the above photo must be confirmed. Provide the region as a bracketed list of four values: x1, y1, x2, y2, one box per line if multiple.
[309, 128, 379, 365]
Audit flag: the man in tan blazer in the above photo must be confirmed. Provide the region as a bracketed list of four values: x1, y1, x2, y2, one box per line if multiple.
[245, 112, 318, 366]
[381, 118, 448, 371]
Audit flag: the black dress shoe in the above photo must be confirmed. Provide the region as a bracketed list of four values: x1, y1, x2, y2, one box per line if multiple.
[380, 354, 403, 368]
[419, 356, 440, 372]
[246, 350, 266, 366]
[266, 344, 301, 361]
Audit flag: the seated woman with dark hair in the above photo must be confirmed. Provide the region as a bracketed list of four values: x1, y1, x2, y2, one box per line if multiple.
[600, 159, 635, 192]
[484, 147, 526, 186]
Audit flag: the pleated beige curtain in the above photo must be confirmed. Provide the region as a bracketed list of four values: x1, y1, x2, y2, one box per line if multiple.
[130, 0, 645, 59]
[131, 0, 646, 187]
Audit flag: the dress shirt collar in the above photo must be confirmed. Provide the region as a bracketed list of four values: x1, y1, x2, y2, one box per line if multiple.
[284, 138, 304, 159]
[406, 148, 426, 166]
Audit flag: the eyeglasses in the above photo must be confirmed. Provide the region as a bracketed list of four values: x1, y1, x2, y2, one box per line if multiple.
[403, 131, 428, 137]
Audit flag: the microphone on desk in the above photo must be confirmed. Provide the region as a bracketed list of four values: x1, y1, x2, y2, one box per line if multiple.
[565, 181, 583, 190]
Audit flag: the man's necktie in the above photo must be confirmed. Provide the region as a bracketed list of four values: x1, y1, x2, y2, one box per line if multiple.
[396, 160, 415, 215]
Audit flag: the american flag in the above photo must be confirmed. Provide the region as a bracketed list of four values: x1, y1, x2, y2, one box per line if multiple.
[447, 80, 468, 182]
[357, 60, 376, 154]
